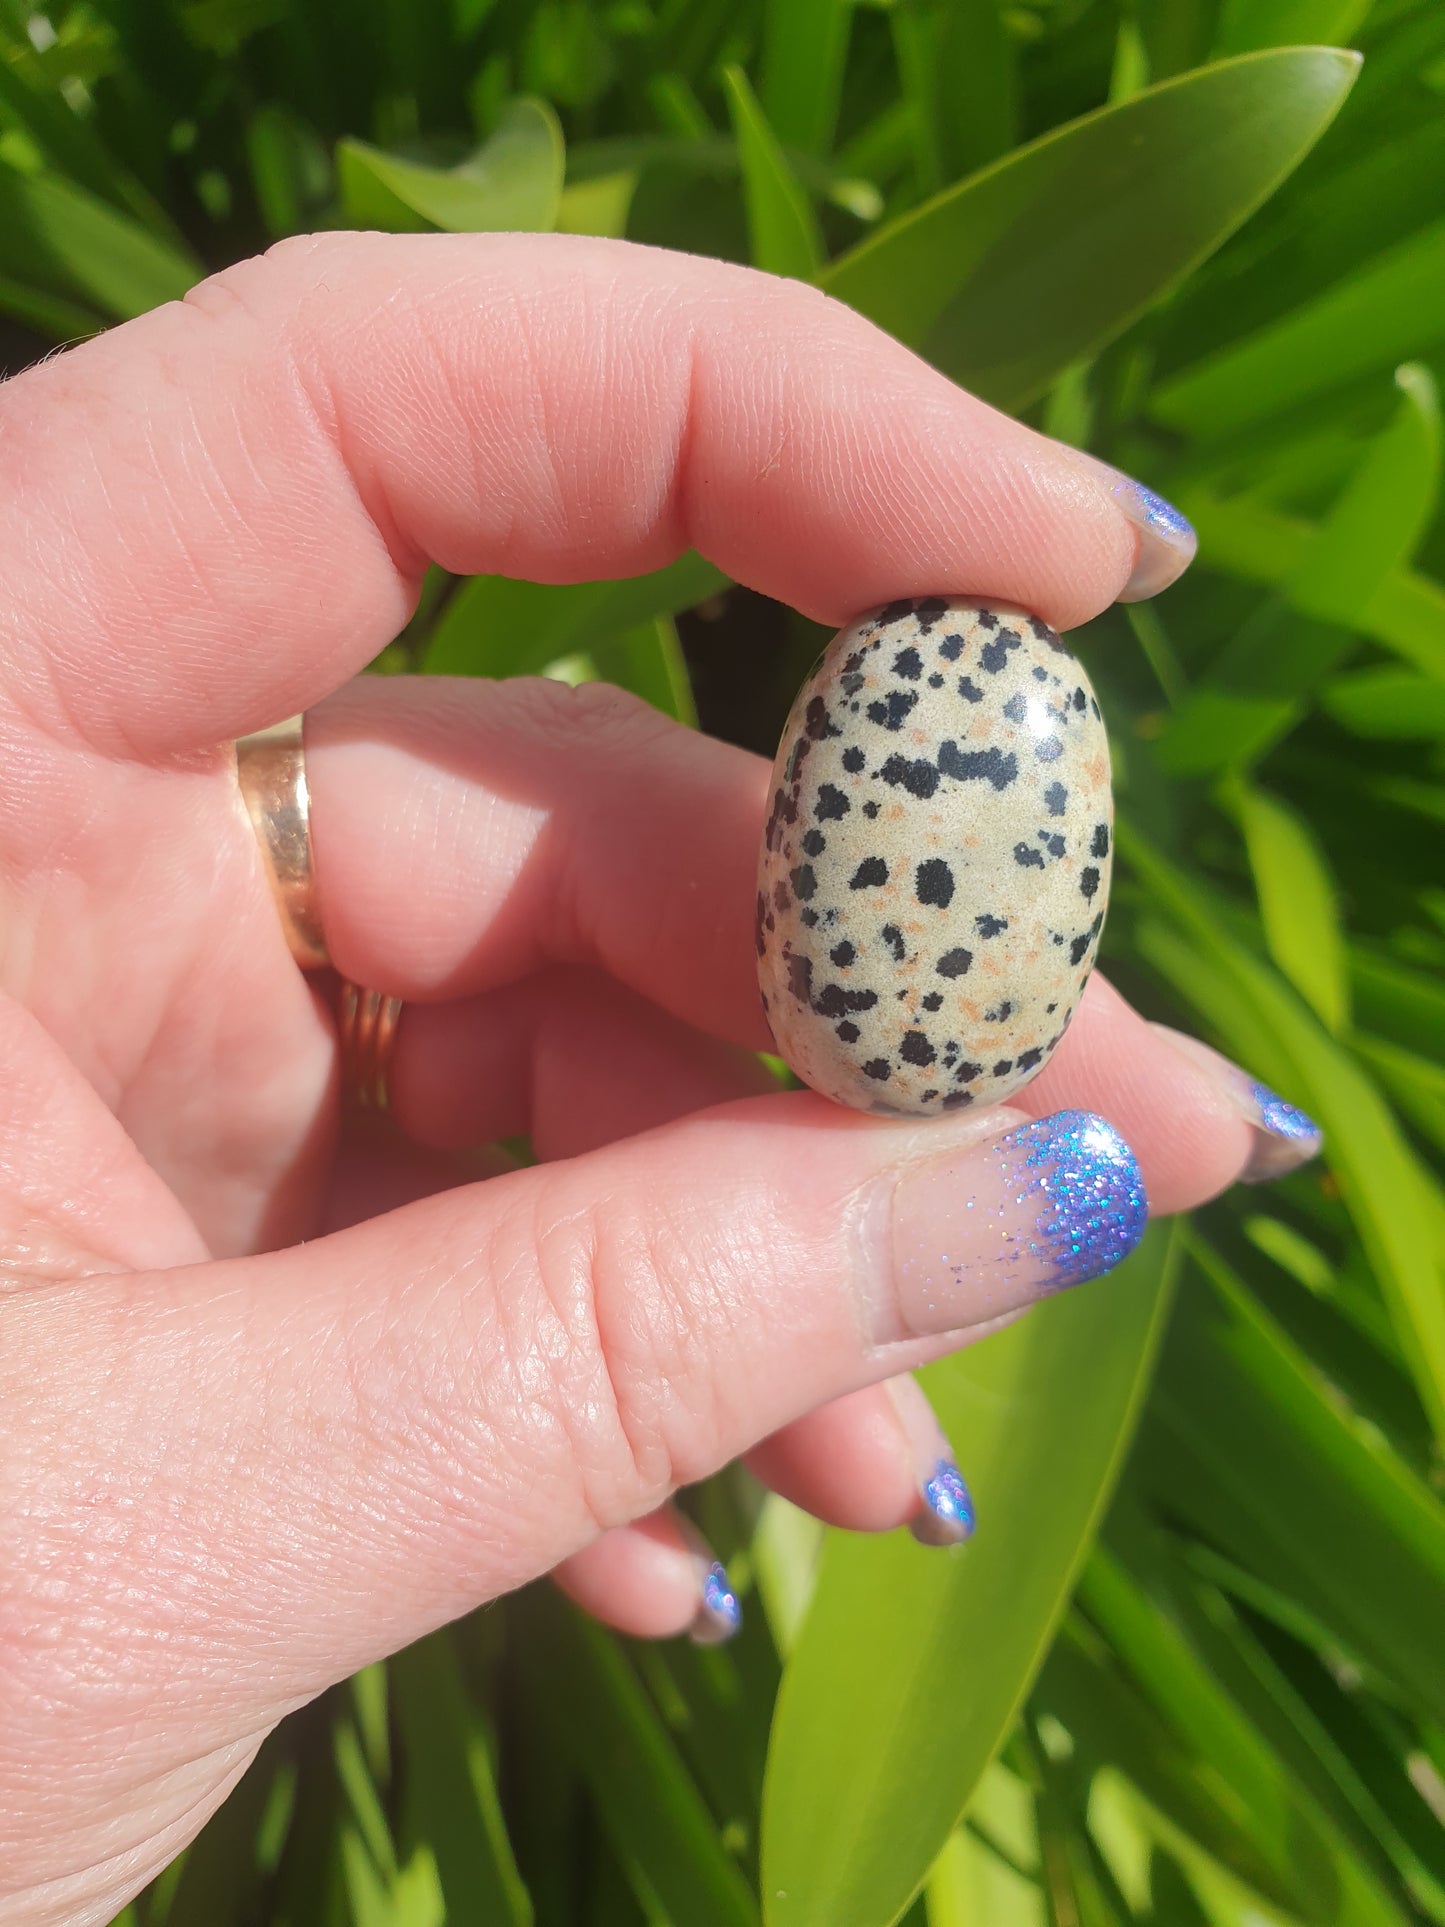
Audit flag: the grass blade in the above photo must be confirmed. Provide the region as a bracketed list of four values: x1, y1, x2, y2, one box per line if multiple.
[722, 64, 822, 280]
[337, 98, 564, 233]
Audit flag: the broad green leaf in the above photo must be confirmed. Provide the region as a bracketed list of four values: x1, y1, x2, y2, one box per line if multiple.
[1234, 782, 1349, 1032]
[1181, 489, 1445, 676]
[1352, 1033, 1445, 1156]
[0, 271, 100, 340]
[1349, 950, 1445, 1065]
[759, 0, 852, 156]
[1120, 821, 1445, 1444]
[335, 1719, 397, 1882]
[514, 1589, 760, 1927]
[821, 49, 1358, 410]
[1154, 218, 1445, 437]
[392, 1630, 533, 1926]
[1288, 364, 1441, 624]
[420, 553, 727, 677]
[722, 65, 822, 281]
[246, 105, 332, 239]
[591, 615, 698, 724]
[161, 1741, 286, 1925]
[556, 170, 636, 236]
[337, 99, 563, 234]
[0, 161, 198, 319]
[1321, 669, 1445, 738]
[891, 0, 1019, 191]
[1154, 689, 1301, 774]
[1138, 1240, 1445, 1727]
[761, 1224, 1179, 1927]
[1214, 0, 1370, 56]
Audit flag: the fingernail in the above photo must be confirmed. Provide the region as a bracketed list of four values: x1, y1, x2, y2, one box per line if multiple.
[884, 1375, 976, 1546]
[689, 1558, 743, 1646]
[888, 1110, 1149, 1340]
[1076, 453, 1197, 601]
[1151, 1025, 1323, 1183]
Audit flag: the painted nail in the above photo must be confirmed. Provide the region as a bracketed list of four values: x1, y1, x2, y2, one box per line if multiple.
[1152, 1025, 1323, 1183]
[884, 1375, 977, 1546]
[1076, 453, 1197, 601]
[689, 1558, 743, 1646]
[888, 1110, 1149, 1340]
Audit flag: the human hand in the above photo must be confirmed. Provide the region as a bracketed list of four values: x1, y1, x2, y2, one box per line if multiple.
[0, 232, 1317, 1924]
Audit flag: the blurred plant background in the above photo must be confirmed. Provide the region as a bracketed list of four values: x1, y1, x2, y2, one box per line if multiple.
[3, 0, 1445, 1920]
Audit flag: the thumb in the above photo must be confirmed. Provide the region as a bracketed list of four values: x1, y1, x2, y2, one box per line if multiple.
[14, 1094, 1146, 1722]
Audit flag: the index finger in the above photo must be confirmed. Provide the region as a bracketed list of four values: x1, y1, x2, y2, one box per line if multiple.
[0, 231, 1159, 757]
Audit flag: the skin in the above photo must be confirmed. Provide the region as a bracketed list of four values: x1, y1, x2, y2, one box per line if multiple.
[0, 232, 1257, 1925]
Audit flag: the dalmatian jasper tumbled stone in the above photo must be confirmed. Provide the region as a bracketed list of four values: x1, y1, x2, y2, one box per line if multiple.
[756, 595, 1112, 1117]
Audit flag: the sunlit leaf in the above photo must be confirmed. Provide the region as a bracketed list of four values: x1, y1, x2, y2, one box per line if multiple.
[0, 161, 198, 320]
[337, 98, 564, 233]
[1234, 781, 1349, 1032]
[722, 64, 822, 280]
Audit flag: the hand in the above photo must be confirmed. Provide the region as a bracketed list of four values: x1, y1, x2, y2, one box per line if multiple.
[0, 232, 1307, 1925]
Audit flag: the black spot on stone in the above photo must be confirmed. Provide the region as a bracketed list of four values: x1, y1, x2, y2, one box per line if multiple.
[986, 1001, 1013, 1023]
[878, 753, 939, 799]
[1073, 687, 1087, 711]
[1037, 737, 1063, 762]
[1017, 1047, 1043, 1071]
[958, 676, 984, 702]
[1043, 833, 1066, 859]
[1003, 693, 1027, 724]
[800, 907, 819, 927]
[993, 1059, 1014, 1077]
[863, 800, 881, 818]
[875, 599, 916, 625]
[892, 646, 923, 679]
[850, 856, 889, 890]
[1033, 665, 1048, 681]
[840, 672, 866, 697]
[1091, 822, 1110, 858]
[836, 1020, 860, 1043]
[801, 828, 826, 857]
[786, 952, 812, 1007]
[773, 879, 792, 912]
[1031, 616, 1064, 649]
[980, 627, 1023, 673]
[975, 913, 1008, 938]
[867, 688, 920, 731]
[1068, 927, 1095, 966]
[936, 948, 972, 978]
[1014, 843, 1046, 869]
[814, 983, 879, 1018]
[900, 1031, 937, 1067]
[805, 695, 841, 740]
[840, 747, 865, 775]
[1044, 782, 1068, 817]
[921, 1089, 939, 1103]
[830, 940, 856, 968]
[896, 988, 908, 1001]
[881, 922, 906, 961]
[916, 858, 955, 908]
[955, 1061, 982, 1083]
[1046, 1002, 1057, 1014]
[815, 785, 850, 824]
[841, 649, 866, 675]
[938, 634, 965, 661]
[977, 609, 999, 629]
[1080, 866, 1100, 900]
[938, 741, 1018, 790]
[922, 991, 943, 1011]
[942, 1091, 974, 1109]
[754, 892, 768, 958]
[790, 863, 817, 902]
[863, 1058, 892, 1081]
[786, 736, 811, 782]
[928, 672, 944, 688]
[915, 597, 949, 630]
[1090, 697, 1101, 718]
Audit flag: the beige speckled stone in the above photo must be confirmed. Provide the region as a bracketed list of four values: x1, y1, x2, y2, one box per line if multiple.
[756, 595, 1112, 1117]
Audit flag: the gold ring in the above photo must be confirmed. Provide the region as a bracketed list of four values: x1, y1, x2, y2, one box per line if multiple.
[235, 713, 404, 1113]
[234, 715, 330, 969]
[336, 981, 404, 1113]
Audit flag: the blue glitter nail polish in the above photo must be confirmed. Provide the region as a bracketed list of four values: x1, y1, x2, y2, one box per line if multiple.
[1249, 1082, 1320, 1142]
[1131, 484, 1194, 543]
[994, 1110, 1149, 1291]
[690, 1560, 742, 1645]
[910, 1458, 976, 1547]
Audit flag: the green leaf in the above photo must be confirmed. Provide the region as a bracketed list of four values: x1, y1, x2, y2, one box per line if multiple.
[1288, 363, 1441, 624]
[392, 1629, 533, 1926]
[337, 98, 564, 234]
[1234, 781, 1349, 1032]
[1351, 1033, 1445, 1157]
[1214, 0, 1370, 56]
[1321, 669, 1445, 739]
[420, 553, 727, 677]
[722, 65, 822, 281]
[1154, 218, 1445, 438]
[821, 48, 1358, 410]
[514, 1590, 761, 1927]
[759, 0, 853, 156]
[1120, 820, 1445, 1446]
[592, 615, 698, 725]
[557, 170, 636, 236]
[1154, 689, 1301, 775]
[761, 1223, 1179, 1927]
[0, 161, 198, 320]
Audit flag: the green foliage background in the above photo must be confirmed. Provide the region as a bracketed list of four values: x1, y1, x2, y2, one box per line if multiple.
[3, 0, 1444, 1921]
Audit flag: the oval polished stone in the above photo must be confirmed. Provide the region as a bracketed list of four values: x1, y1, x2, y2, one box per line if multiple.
[755, 595, 1113, 1117]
